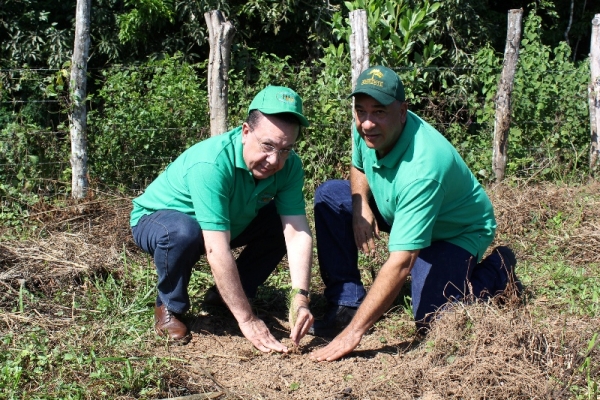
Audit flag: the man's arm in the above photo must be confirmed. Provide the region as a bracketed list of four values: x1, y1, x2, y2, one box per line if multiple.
[280, 214, 314, 345]
[310, 249, 419, 361]
[350, 166, 380, 255]
[203, 229, 288, 353]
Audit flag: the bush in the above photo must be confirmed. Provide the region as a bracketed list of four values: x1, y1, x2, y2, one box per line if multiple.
[0, 122, 69, 192]
[88, 54, 209, 191]
[509, 12, 590, 180]
[438, 11, 590, 183]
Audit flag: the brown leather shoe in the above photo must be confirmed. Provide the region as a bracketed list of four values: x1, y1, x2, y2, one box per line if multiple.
[154, 305, 190, 343]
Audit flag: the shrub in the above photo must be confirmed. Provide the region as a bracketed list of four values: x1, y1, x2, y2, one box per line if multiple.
[509, 12, 590, 180]
[88, 53, 209, 191]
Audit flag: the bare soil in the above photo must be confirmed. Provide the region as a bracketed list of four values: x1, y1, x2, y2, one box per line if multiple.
[1, 182, 599, 399]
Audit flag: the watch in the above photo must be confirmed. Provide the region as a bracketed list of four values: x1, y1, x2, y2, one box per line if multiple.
[294, 288, 310, 300]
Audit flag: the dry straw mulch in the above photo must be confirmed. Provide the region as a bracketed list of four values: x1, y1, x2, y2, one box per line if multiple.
[0, 181, 599, 399]
[489, 181, 600, 266]
[0, 197, 139, 283]
[388, 301, 598, 399]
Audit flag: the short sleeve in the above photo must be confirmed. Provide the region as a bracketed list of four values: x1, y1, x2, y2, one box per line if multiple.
[187, 162, 231, 231]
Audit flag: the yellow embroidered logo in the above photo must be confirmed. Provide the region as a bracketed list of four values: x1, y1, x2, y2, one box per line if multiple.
[369, 69, 384, 79]
[361, 69, 384, 87]
[276, 91, 297, 104]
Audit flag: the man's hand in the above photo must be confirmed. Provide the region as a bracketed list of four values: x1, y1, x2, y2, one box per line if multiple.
[352, 199, 380, 255]
[239, 316, 288, 353]
[350, 166, 379, 256]
[281, 215, 313, 345]
[311, 251, 419, 362]
[309, 327, 362, 361]
[289, 295, 313, 345]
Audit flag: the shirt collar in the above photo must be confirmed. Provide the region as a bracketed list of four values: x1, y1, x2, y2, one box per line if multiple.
[233, 126, 250, 172]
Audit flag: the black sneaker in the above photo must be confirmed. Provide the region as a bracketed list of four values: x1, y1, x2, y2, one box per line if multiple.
[308, 304, 357, 337]
[490, 246, 523, 295]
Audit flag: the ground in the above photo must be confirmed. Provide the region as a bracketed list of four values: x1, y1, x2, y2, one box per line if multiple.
[1, 182, 599, 399]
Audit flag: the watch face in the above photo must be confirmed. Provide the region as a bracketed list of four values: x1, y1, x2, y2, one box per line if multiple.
[293, 289, 310, 299]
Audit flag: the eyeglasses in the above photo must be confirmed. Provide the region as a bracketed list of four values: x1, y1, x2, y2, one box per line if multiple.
[250, 130, 295, 158]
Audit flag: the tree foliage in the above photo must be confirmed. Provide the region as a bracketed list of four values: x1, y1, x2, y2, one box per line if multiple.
[0, 0, 73, 69]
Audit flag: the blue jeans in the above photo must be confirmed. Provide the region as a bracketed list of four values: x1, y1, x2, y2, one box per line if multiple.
[314, 180, 504, 327]
[131, 201, 286, 314]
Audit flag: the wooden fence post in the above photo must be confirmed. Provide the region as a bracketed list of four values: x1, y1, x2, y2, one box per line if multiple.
[349, 9, 369, 156]
[492, 9, 523, 182]
[349, 10, 369, 89]
[589, 14, 600, 175]
[69, 0, 91, 199]
[204, 10, 235, 137]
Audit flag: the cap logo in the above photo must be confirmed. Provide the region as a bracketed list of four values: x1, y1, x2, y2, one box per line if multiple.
[360, 68, 384, 87]
[276, 91, 297, 105]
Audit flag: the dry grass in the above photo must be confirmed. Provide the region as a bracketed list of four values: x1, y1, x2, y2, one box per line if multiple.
[0, 181, 599, 399]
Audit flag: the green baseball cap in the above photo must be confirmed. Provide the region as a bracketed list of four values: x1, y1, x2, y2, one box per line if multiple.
[348, 65, 405, 105]
[248, 86, 310, 127]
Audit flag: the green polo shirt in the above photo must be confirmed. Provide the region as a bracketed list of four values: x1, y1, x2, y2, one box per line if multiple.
[130, 126, 306, 239]
[352, 111, 496, 260]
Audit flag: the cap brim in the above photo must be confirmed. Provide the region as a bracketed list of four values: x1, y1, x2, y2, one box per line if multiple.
[293, 113, 310, 127]
[347, 88, 396, 106]
[256, 107, 310, 127]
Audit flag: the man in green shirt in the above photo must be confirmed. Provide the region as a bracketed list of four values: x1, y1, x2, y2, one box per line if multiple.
[131, 86, 314, 352]
[309, 66, 519, 361]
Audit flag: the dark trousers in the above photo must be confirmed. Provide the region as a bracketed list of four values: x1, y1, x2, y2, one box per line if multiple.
[314, 180, 504, 327]
[131, 201, 286, 314]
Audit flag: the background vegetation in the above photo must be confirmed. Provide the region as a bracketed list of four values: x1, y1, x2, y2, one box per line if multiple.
[1, 1, 599, 398]
[1, 0, 596, 209]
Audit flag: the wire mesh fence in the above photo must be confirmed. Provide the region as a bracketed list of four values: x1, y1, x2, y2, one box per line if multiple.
[0, 61, 594, 207]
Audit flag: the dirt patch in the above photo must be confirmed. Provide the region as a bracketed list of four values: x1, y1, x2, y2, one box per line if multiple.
[152, 301, 596, 399]
[1, 182, 599, 398]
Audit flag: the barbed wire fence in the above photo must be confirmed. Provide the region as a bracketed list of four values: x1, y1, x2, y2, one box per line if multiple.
[0, 59, 594, 211]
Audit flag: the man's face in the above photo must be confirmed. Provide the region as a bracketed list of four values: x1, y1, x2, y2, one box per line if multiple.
[353, 94, 408, 158]
[241, 114, 299, 179]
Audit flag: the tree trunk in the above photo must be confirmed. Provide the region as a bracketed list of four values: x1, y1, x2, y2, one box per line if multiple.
[589, 14, 600, 175]
[204, 10, 235, 137]
[492, 9, 523, 182]
[69, 0, 91, 199]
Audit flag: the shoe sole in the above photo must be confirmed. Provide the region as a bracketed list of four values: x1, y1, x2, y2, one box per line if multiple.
[155, 328, 192, 345]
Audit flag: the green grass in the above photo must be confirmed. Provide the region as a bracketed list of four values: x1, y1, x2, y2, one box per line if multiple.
[0, 255, 183, 400]
[1, 251, 598, 399]
[519, 258, 600, 317]
[1, 184, 599, 398]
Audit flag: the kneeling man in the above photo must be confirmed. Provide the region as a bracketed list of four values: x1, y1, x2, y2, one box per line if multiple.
[131, 86, 314, 352]
[310, 66, 519, 361]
